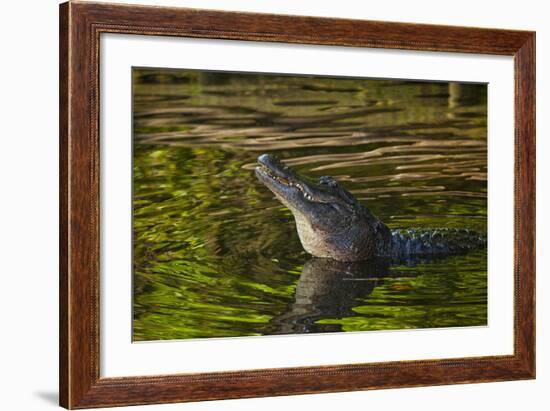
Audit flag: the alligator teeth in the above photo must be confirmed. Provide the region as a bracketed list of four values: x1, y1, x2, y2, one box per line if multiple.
[264, 170, 312, 200]
[261, 165, 290, 185]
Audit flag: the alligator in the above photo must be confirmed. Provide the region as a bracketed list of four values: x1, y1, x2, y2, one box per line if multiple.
[255, 153, 486, 262]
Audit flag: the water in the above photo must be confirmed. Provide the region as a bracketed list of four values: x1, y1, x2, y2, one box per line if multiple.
[132, 68, 487, 341]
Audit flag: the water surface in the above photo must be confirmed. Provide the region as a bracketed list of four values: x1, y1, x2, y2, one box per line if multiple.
[132, 68, 487, 341]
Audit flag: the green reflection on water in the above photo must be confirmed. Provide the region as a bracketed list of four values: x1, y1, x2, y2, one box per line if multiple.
[132, 68, 487, 341]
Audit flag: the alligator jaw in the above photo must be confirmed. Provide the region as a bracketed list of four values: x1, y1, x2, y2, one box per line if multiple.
[255, 154, 313, 203]
[255, 163, 292, 192]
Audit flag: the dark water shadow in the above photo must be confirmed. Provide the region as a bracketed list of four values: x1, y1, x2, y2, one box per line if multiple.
[34, 391, 58, 405]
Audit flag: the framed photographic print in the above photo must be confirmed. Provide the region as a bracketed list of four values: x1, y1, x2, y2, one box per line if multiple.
[59, 1, 535, 408]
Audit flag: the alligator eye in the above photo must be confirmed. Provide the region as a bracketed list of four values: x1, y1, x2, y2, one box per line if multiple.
[319, 176, 333, 185]
[320, 176, 339, 188]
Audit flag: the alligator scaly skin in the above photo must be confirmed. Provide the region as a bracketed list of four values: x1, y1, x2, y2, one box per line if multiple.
[389, 228, 487, 259]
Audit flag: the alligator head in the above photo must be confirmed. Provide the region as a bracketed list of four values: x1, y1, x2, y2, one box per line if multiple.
[255, 154, 391, 262]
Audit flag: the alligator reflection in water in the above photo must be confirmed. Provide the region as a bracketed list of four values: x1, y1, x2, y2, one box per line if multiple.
[271, 258, 390, 334]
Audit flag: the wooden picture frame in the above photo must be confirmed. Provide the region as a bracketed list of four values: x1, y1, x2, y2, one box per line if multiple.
[59, 1, 535, 408]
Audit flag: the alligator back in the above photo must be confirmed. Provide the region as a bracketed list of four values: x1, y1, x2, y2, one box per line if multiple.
[389, 228, 486, 259]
